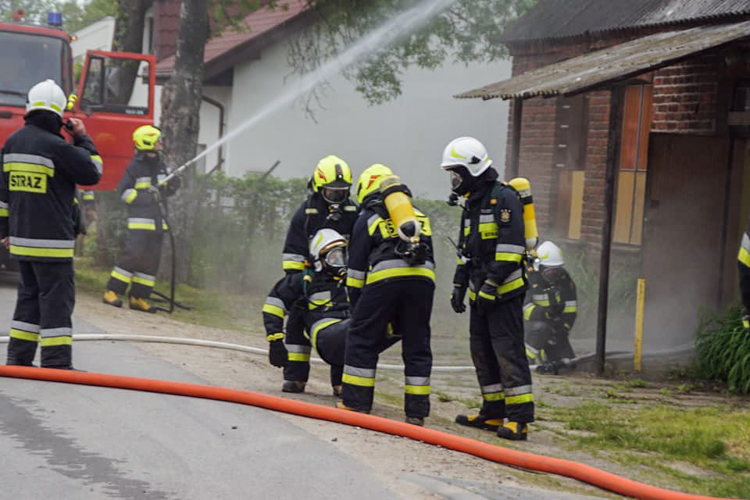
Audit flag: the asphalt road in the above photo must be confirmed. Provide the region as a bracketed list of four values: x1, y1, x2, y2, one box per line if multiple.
[0, 273, 607, 500]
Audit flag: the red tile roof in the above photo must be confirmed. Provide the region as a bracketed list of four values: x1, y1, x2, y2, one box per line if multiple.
[156, 0, 308, 77]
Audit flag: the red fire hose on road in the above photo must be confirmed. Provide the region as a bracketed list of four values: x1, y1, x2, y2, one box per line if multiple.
[0, 366, 736, 500]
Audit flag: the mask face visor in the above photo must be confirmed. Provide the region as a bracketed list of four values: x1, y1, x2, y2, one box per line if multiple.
[325, 247, 347, 268]
[541, 266, 562, 282]
[322, 187, 349, 204]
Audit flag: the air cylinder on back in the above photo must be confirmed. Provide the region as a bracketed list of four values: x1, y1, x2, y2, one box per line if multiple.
[508, 177, 538, 251]
[379, 175, 420, 243]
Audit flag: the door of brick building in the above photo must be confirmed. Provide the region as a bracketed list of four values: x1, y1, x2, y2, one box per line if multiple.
[642, 134, 730, 348]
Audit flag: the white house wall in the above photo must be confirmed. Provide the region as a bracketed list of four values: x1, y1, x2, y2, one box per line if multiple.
[71, 16, 115, 61]
[225, 38, 511, 200]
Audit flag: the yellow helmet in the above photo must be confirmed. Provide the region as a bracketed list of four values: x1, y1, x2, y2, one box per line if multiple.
[356, 164, 393, 204]
[133, 125, 162, 151]
[311, 155, 352, 204]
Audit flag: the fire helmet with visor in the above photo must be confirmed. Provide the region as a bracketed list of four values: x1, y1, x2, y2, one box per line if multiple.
[309, 228, 348, 278]
[311, 155, 352, 205]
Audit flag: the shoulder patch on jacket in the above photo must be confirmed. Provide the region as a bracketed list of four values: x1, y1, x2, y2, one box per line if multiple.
[499, 208, 511, 223]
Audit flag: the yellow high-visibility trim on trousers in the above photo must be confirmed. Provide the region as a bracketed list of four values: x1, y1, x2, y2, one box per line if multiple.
[41, 336, 73, 347]
[10, 328, 40, 342]
[311, 318, 341, 352]
[506, 393, 534, 405]
[405, 385, 430, 395]
[342, 373, 376, 387]
[111, 270, 131, 284]
[483, 392, 505, 402]
[288, 352, 310, 362]
[739, 247, 750, 267]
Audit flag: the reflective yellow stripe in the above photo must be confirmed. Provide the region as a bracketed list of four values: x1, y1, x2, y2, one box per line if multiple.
[456, 256, 465, 265]
[368, 217, 383, 236]
[563, 306, 577, 313]
[82, 193, 95, 201]
[128, 222, 157, 230]
[483, 392, 504, 401]
[526, 348, 537, 359]
[524, 304, 536, 321]
[266, 333, 285, 341]
[506, 393, 534, 405]
[498, 277, 525, 296]
[311, 319, 340, 351]
[111, 270, 131, 284]
[739, 247, 750, 267]
[135, 181, 152, 189]
[463, 226, 470, 236]
[288, 352, 310, 362]
[478, 290, 495, 301]
[468, 289, 476, 301]
[40, 336, 73, 347]
[10, 245, 73, 258]
[262, 303, 285, 318]
[346, 276, 365, 288]
[3, 162, 54, 177]
[365, 267, 436, 285]
[744, 319, 750, 330]
[283, 261, 305, 271]
[342, 373, 375, 387]
[495, 252, 523, 263]
[0, 208, 8, 217]
[479, 222, 497, 239]
[124, 190, 137, 204]
[405, 385, 430, 395]
[10, 328, 40, 342]
[535, 300, 550, 306]
[132, 275, 155, 287]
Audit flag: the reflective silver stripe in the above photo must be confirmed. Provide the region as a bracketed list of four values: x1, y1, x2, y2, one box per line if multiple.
[9, 237, 75, 248]
[91, 156, 103, 174]
[405, 376, 430, 386]
[282, 253, 305, 262]
[265, 297, 287, 311]
[157, 174, 166, 181]
[370, 259, 435, 273]
[128, 218, 156, 225]
[347, 268, 367, 280]
[504, 385, 533, 396]
[11, 320, 40, 333]
[121, 188, 136, 201]
[523, 303, 535, 312]
[134, 272, 156, 281]
[135, 176, 152, 185]
[344, 205, 357, 212]
[464, 219, 471, 226]
[496, 244, 525, 254]
[367, 214, 380, 227]
[344, 365, 376, 378]
[502, 269, 524, 285]
[516, 188, 531, 198]
[286, 344, 312, 354]
[481, 383, 504, 394]
[532, 294, 549, 302]
[565, 301, 577, 307]
[41, 327, 72, 337]
[0, 201, 8, 209]
[479, 214, 495, 223]
[3, 153, 55, 170]
[742, 233, 750, 252]
[305, 208, 319, 214]
[114, 266, 132, 278]
[469, 281, 478, 292]
[309, 291, 331, 302]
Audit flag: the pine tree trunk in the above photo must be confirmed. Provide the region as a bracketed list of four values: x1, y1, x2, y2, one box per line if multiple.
[159, 0, 210, 284]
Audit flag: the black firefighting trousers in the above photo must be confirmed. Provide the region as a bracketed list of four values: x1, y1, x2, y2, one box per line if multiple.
[284, 307, 311, 383]
[470, 295, 535, 423]
[525, 320, 575, 364]
[312, 317, 400, 387]
[106, 229, 163, 298]
[6, 261, 75, 368]
[342, 279, 434, 418]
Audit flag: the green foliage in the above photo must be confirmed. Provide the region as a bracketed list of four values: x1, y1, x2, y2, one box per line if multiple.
[288, 0, 537, 106]
[695, 306, 750, 394]
[0, 0, 117, 33]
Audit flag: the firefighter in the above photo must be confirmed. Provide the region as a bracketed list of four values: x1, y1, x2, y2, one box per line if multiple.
[0, 79, 102, 368]
[339, 164, 435, 426]
[279, 155, 357, 393]
[263, 229, 351, 395]
[443, 136, 534, 441]
[102, 125, 179, 312]
[739, 222, 750, 330]
[524, 241, 578, 374]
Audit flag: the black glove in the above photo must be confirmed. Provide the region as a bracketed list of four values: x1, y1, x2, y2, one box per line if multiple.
[268, 340, 288, 368]
[160, 176, 181, 197]
[72, 201, 86, 236]
[450, 286, 466, 314]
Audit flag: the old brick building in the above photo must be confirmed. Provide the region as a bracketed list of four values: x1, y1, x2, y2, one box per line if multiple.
[459, 0, 750, 348]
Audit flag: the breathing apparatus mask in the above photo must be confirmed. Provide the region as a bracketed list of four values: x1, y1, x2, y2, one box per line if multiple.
[447, 166, 474, 196]
[310, 228, 348, 279]
[541, 265, 563, 283]
[320, 243, 347, 278]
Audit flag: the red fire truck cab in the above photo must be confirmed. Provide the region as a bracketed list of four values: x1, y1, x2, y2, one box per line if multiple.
[0, 18, 156, 270]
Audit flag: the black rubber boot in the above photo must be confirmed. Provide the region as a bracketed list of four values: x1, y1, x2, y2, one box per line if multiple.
[282, 381, 306, 393]
[497, 421, 528, 441]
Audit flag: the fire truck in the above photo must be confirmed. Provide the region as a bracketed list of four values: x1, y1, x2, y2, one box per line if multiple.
[0, 13, 156, 270]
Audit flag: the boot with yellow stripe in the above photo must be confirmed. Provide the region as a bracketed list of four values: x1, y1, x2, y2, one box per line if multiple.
[102, 290, 123, 308]
[455, 413, 504, 432]
[129, 295, 156, 313]
[497, 421, 528, 441]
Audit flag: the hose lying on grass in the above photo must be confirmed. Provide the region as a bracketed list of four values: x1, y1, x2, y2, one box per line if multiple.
[0, 366, 733, 500]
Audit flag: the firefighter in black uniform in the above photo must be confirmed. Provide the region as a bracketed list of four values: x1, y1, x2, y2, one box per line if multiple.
[103, 125, 179, 312]
[339, 164, 435, 426]
[442, 136, 534, 441]
[279, 155, 357, 393]
[739, 222, 750, 330]
[524, 241, 578, 374]
[1, 79, 102, 369]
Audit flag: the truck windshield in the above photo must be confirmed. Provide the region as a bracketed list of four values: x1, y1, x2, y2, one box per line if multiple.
[0, 31, 65, 108]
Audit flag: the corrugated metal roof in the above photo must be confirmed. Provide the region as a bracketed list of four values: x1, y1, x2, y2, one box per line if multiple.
[502, 0, 750, 43]
[457, 20, 750, 100]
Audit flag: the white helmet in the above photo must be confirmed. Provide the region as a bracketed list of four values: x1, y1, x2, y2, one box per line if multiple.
[26, 79, 66, 118]
[440, 136, 493, 177]
[309, 228, 347, 274]
[537, 241, 564, 267]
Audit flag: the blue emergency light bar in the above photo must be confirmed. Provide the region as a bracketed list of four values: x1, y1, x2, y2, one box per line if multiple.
[47, 12, 63, 27]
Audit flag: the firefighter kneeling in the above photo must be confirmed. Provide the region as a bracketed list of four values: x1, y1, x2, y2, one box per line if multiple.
[338, 165, 435, 426]
[103, 125, 179, 312]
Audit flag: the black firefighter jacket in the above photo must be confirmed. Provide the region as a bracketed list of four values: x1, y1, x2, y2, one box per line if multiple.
[117, 152, 179, 232]
[0, 113, 102, 261]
